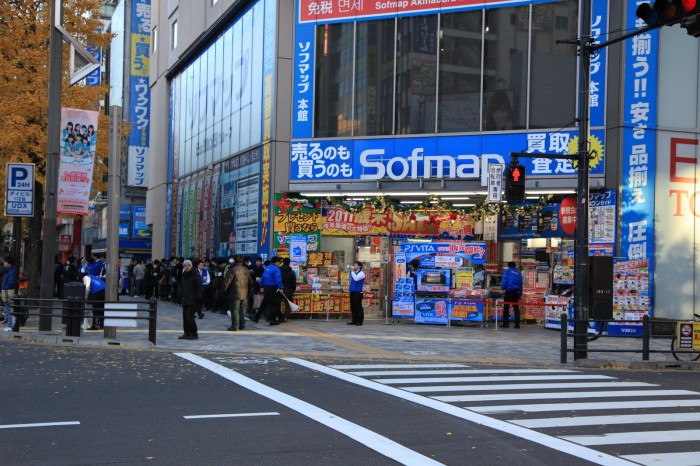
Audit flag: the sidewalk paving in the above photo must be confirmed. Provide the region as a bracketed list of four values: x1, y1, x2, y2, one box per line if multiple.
[2, 296, 697, 370]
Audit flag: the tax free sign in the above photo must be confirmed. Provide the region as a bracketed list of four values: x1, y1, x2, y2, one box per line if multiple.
[5, 163, 35, 217]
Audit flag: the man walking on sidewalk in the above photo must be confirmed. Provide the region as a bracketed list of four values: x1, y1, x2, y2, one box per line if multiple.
[500, 261, 523, 328]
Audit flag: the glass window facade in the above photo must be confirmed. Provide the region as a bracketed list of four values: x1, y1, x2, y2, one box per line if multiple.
[170, 0, 267, 178]
[310, 2, 578, 138]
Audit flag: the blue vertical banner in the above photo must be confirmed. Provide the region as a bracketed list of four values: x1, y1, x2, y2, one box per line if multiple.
[262, 0, 277, 142]
[127, 0, 151, 187]
[621, 0, 657, 315]
[132, 205, 151, 238]
[291, 11, 315, 139]
[589, 0, 608, 127]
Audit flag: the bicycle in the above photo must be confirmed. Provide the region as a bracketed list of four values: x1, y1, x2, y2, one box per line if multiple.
[670, 313, 700, 362]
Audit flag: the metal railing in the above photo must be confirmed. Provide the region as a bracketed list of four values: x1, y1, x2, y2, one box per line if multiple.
[559, 313, 696, 363]
[7, 297, 158, 345]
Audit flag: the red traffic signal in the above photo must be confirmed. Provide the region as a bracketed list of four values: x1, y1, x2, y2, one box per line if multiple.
[636, 0, 700, 35]
[505, 163, 526, 203]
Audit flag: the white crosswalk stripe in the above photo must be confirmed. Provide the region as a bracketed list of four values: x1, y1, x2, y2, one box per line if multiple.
[302, 361, 700, 466]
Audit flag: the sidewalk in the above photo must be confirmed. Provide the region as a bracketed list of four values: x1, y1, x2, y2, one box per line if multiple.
[2, 296, 697, 370]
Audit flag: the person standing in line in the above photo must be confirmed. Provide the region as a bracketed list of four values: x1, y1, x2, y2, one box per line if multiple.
[256, 256, 284, 325]
[348, 261, 366, 326]
[178, 259, 202, 340]
[197, 261, 210, 319]
[133, 259, 146, 297]
[63, 256, 78, 283]
[54, 255, 64, 298]
[500, 261, 523, 328]
[280, 257, 297, 322]
[1, 257, 17, 332]
[83, 273, 106, 330]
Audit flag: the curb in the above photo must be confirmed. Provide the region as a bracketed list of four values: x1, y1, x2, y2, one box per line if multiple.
[0, 330, 153, 349]
[573, 358, 700, 371]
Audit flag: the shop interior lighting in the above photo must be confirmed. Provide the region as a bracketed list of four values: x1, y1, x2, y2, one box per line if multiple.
[451, 203, 476, 207]
[526, 189, 576, 195]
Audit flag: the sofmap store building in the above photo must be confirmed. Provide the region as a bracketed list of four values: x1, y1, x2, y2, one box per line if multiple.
[149, 0, 700, 321]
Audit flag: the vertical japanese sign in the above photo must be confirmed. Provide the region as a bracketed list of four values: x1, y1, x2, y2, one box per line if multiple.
[487, 164, 504, 202]
[127, 0, 151, 187]
[292, 4, 315, 139]
[621, 0, 657, 313]
[589, 0, 608, 127]
[57, 108, 99, 215]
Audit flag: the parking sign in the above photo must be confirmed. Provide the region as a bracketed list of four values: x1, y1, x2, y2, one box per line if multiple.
[5, 163, 35, 217]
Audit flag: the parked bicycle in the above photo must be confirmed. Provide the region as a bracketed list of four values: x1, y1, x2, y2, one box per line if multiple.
[670, 313, 700, 362]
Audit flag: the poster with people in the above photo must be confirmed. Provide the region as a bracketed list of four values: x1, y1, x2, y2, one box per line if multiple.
[57, 108, 98, 215]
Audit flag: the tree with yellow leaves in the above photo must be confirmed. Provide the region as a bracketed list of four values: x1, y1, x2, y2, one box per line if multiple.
[0, 0, 111, 297]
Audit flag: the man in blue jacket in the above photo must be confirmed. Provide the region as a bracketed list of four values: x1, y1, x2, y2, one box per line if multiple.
[258, 256, 284, 325]
[1, 257, 17, 331]
[83, 274, 106, 330]
[348, 261, 366, 326]
[500, 261, 523, 328]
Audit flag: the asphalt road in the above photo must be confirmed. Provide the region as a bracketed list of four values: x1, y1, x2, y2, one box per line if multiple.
[2, 341, 699, 465]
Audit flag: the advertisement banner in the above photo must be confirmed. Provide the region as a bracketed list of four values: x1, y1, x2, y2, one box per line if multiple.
[290, 130, 605, 184]
[274, 194, 321, 253]
[414, 297, 449, 325]
[127, 0, 151, 187]
[132, 205, 151, 238]
[620, 0, 656, 313]
[289, 235, 308, 263]
[57, 108, 99, 215]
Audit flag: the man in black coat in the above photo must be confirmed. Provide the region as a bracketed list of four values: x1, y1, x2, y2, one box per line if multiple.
[178, 259, 203, 340]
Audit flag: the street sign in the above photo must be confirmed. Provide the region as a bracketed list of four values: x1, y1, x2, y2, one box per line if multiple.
[5, 163, 35, 217]
[487, 163, 504, 202]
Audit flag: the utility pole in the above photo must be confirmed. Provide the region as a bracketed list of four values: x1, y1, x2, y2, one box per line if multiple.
[39, 0, 64, 331]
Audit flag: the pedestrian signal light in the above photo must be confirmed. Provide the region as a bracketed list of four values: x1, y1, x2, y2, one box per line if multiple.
[505, 163, 526, 203]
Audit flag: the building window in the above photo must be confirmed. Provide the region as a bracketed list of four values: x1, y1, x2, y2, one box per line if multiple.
[171, 20, 178, 49]
[152, 26, 157, 53]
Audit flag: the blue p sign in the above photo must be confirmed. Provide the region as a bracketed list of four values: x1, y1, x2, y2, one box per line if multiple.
[10, 165, 32, 189]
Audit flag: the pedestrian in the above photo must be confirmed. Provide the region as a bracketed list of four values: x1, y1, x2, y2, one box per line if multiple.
[500, 261, 523, 328]
[255, 256, 283, 325]
[63, 256, 78, 283]
[280, 257, 297, 321]
[231, 255, 250, 329]
[197, 260, 210, 319]
[1, 257, 17, 332]
[133, 259, 146, 296]
[12, 270, 29, 332]
[83, 273, 106, 330]
[348, 261, 365, 326]
[178, 259, 202, 340]
[54, 255, 64, 298]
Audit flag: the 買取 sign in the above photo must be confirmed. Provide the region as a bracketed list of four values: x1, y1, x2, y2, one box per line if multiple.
[5, 163, 35, 217]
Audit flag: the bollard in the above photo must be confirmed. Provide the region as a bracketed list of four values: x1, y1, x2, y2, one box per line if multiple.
[642, 314, 650, 361]
[63, 281, 86, 337]
[560, 313, 568, 364]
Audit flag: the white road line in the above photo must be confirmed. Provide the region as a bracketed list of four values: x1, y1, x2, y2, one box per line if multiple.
[184, 412, 280, 420]
[0, 421, 80, 429]
[468, 399, 700, 414]
[175, 353, 444, 466]
[329, 364, 469, 370]
[620, 452, 700, 466]
[286, 358, 635, 466]
[511, 412, 700, 428]
[402, 381, 653, 393]
[350, 369, 579, 377]
[375, 374, 615, 385]
[560, 429, 700, 446]
[433, 389, 698, 403]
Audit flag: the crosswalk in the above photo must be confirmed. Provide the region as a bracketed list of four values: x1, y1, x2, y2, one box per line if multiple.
[322, 363, 700, 466]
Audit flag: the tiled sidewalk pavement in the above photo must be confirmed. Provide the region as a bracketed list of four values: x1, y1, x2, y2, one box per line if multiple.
[3, 295, 691, 369]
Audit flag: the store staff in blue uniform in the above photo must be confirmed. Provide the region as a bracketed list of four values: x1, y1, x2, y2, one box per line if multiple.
[259, 256, 284, 326]
[500, 261, 523, 328]
[83, 274, 106, 330]
[348, 261, 366, 326]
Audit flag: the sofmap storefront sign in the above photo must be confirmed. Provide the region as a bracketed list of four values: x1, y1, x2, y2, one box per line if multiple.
[292, 0, 609, 139]
[290, 130, 605, 184]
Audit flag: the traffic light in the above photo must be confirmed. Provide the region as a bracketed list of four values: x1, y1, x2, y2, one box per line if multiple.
[505, 162, 526, 203]
[636, 0, 700, 36]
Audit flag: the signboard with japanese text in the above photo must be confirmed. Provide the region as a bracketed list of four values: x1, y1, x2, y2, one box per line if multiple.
[620, 0, 656, 315]
[5, 163, 34, 217]
[131, 205, 151, 238]
[273, 194, 321, 253]
[289, 235, 308, 263]
[487, 163, 504, 202]
[57, 108, 98, 215]
[127, 0, 151, 187]
[290, 130, 605, 184]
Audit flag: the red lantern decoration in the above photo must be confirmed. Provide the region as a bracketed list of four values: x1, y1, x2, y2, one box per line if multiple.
[409, 213, 417, 223]
[449, 212, 458, 221]
[428, 215, 436, 224]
